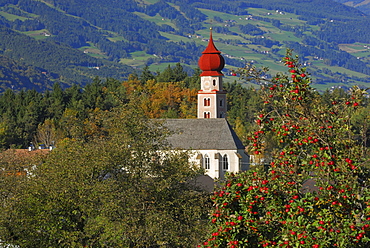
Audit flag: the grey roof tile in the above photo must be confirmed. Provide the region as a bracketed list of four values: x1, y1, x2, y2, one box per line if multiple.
[163, 118, 245, 150]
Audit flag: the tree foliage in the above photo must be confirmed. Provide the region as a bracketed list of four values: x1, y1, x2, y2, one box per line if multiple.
[0, 105, 210, 247]
[0, 67, 200, 149]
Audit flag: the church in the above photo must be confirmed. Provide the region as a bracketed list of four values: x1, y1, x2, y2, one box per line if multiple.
[164, 30, 250, 179]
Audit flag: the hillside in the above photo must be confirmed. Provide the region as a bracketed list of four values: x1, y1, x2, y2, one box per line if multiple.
[333, 0, 370, 15]
[0, 0, 369, 92]
[0, 54, 54, 92]
[0, 25, 135, 92]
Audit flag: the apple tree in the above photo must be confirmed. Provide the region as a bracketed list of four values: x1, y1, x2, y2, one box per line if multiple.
[200, 50, 370, 247]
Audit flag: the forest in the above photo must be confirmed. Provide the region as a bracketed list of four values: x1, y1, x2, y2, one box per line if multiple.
[0, 63, 369, 153]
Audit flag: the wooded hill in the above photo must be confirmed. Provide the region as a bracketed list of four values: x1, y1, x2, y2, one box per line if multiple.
[333, 0, 370, 15]
[0, 0, 370, 92]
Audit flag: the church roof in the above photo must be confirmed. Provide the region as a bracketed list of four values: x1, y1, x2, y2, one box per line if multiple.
[163, 118, 245, 150]
[198, 29, 225, 77]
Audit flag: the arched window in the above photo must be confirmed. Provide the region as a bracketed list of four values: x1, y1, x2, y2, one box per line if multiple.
[222, 154, 229, 170]
[213, 79, 216, 86]
[204, 98, 210, 106]
[204, 154, 210, 169]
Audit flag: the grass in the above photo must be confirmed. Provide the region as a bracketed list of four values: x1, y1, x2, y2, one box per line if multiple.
[248, 8, 305, 26]
[218, 46, 252, 58]
[21, 29, 51, 40]
[351, 52, 370, 63]
[107, 36, 127, 42]
[120, 51, 157, 68]
[134, 12, 177, 29]
[339, 43, 370, 56]
[328, 66, 368, 78]
[268, 31, 302, 43]
[311, 59, 368, 78]
[0, 11, 28, 21]
[120, 58, 147, 68]
[142, 0, 159, 4]
[198, 8, 244, 23]
[159, 32, 192, 42]
[78, 42, 108, 59]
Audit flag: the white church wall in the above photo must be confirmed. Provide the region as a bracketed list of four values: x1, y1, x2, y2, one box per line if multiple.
[187, 149, 249, 179]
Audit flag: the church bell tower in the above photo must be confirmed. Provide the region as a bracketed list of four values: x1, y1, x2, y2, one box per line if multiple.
[197, 29, 227, 118]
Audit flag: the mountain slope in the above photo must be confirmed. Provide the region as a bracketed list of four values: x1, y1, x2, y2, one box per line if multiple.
[0, 0, 369, 92]
[333, 0, 370, 15]
[0, 24, 135, 92]
[0, 54, 53, 92]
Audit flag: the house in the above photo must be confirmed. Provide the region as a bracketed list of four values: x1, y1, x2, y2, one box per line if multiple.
[164, 29, 249, 179]
[0, 149, 49, 177]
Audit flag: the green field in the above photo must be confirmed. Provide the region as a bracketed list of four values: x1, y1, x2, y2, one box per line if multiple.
[148, 62, 192, 72]
[20, 29, 51, 40]
[142, 0, 160, 4]
[77, 42, 108, 59]
[134, 12, 177, 29]
[0, 11, 28, 21]
[159, 32, 192, 42]
[107, 36, 127, 42]
[198, 8, 243, 24]
[121, 51, 157, 68]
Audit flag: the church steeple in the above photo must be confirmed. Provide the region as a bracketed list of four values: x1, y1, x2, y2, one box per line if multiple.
[198, 28, 225, 77]
[197, 29, 227, 119]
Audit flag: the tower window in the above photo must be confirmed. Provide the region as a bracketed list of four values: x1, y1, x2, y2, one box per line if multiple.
[220, 99, 223, 107]
[204, 154, 210, 169]
[213, 79, 216, 86]
[204, 98, 210, 106]
[222, 154, 229, 170]
[204, 112, 210, 118]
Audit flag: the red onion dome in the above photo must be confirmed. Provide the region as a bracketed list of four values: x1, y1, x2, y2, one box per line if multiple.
[198, 29, 225, 76]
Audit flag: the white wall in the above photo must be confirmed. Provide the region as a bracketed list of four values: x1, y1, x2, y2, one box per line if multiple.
[188, 149, 249, 179]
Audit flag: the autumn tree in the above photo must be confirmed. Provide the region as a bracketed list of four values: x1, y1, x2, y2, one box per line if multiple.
[200, 50, 370, 247]
[0, 104, 210, 247]
[123, 73, 197, 119]
[0, 149, 49, 246]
